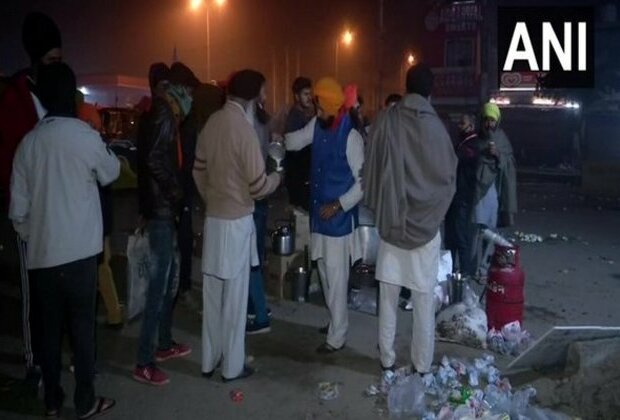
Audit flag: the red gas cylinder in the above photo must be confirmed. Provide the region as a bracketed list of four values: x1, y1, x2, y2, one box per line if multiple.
[485, 245, 525, 330]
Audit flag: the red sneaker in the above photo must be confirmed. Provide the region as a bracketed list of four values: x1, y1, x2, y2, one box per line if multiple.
[155, 342, 192, 362]
[132, 365, 169, 386]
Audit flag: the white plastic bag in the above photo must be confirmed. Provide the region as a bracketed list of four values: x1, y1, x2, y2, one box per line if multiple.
[436, 303, 488, 349]
[437, 250, 453, 283]
[126, 229, 151, 321]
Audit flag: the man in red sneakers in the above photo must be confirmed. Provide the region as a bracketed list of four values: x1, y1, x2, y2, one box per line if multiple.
[133, 62, 198, 385]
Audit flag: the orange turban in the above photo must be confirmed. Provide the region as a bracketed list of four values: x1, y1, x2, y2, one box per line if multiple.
[314, 77, 344, 117]
[77, 102, 101, 132]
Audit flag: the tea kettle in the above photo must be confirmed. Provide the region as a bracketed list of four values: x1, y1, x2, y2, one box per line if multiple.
[271, 220, 295, 256]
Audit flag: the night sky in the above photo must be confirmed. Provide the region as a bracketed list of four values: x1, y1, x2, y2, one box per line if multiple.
[0, 0, 433, 110]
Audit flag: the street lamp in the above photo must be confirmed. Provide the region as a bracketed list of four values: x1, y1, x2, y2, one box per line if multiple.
[335, 29, 354, 79]
[189, 0, 226, 82]
[407, 53, 415, 66]
[400, 51, 416, 87]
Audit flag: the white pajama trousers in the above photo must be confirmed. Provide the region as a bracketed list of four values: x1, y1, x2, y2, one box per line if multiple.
[378, 282, 435, 373]
[201, 269, 249, 378]
[201, 215, 255, 379]
[316, 249, 350, 349]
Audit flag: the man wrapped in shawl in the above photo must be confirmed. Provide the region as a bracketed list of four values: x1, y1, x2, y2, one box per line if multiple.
[362, 63, 457, 374]
[473, 103, 518, 229]
[284, 77, 365, 354]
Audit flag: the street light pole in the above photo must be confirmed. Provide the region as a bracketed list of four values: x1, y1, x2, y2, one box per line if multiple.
[335, 30, 353, 80]
[190, 0, 224, 82]
[335, 40, 339, 79]
[206, 5, 211, 81]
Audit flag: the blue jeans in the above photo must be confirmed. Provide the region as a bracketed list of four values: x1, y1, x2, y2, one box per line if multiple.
[248, 200, 269, 325]
[137, 219, 177, 366]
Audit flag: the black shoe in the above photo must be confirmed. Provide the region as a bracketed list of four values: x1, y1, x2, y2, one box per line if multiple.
[410, 365, 430, 376]
[222, 365, 254, 383]
[316, 343, 344, 354]
[381, 364, 396, 372]
[318, 324, 329, 335]
[24, 366, 42, 396]
[246, 320, 271, 335]
[202, 361, 222, 378]
[105, 322, 124, 330]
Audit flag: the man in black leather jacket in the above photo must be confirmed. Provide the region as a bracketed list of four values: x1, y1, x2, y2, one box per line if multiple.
[133, 62, 199, 386]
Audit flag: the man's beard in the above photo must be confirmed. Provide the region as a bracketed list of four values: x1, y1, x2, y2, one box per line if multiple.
[317, 115, 335, 129]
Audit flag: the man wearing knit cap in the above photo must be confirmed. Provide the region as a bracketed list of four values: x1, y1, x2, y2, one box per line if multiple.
[9, 62, 118, 419]
[363, 63, 457, 374]
[472, 102, 517, 276]
[194, 69, 282, 381]
[0, 11, 63, 391]
[285, 77, 365, 354]
[134, 62, 198, 386]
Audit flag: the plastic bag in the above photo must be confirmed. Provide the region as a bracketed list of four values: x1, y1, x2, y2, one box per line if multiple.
[126, 229, 151, 321]
[349, 287, 377, 315]
[436, 303, 488, 349]
[438, 250, 453, 283]
[388, 374, 427, 416]
[510, 386, 536, 417]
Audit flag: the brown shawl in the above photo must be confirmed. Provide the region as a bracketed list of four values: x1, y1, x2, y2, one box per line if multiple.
[362, 94, 457, 249]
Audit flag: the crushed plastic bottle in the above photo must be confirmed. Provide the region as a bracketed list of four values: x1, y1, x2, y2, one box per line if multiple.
[316, 381, 340, 401]
[364, 384, 380, 397]
[453, 404, 476, 419]
[468, 369, 480, 387]
[483, 384, 511, 414]
[451, 359, 468, 376]
[487, 366, 501, 385]
[387, 374, 426, 416]
[510, 386, 537, 417]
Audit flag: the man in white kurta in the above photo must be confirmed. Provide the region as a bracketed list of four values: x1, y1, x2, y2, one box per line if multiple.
[362, 64, 457, 373]
[193, 70, 281, 381]
[285, 78, 364, 353]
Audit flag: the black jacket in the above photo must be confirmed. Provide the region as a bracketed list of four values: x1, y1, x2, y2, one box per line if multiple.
[137, 96, 183, 220]
[284, 106, 313, 211]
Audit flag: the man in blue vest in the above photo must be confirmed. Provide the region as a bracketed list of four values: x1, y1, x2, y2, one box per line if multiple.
[285, 77, 364, 353]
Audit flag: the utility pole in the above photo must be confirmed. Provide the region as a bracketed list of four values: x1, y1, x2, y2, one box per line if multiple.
[377, 0, 385, 111]
[272, 47, 277, 111]
[285, 46, 290, 106]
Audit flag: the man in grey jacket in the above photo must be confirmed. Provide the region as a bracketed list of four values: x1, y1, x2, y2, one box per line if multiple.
[363, 64, 457, 374]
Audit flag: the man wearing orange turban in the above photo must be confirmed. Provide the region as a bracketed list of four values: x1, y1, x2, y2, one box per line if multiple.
[285, 77, 364, 354]
[77, 102, 102, 131]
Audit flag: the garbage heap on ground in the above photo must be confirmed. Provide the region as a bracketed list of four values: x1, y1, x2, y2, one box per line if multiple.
[487, 321, 532, 357]
[365, 355, 569, 419]
[435, 284, 532, 357]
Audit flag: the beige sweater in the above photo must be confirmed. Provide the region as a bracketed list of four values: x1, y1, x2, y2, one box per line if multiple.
[193, 100, 280, 219]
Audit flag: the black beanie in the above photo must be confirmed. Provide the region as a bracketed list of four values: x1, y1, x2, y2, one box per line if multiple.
[37, 62, 77, 117]
[406, 63, 434, 98]
[22, 12, 62, 64]
[169, 62, 200, 88]
[149, 62, 170, 91]
[228, 69, 266, 101]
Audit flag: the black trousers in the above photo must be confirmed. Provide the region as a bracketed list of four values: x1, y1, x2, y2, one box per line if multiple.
[444, 200, 477, 276]
[30, 256, 97, 416]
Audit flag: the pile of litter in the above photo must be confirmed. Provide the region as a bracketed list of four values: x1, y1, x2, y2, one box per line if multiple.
[365, 355, 569, 419]
[487, 321, 532, 357]
[512, 232, 544, 243]
[435, 285, 533, 357]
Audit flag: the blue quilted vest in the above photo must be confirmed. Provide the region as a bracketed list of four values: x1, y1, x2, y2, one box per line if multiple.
[310, 115, 359, 237]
